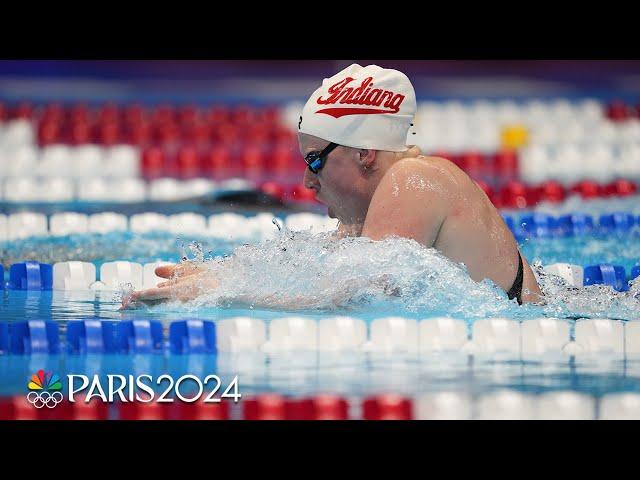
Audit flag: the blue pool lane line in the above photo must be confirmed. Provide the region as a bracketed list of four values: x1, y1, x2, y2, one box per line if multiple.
[66, 320, 119, 354]
[3, 319, 219, 355]
[0, 323, 7, 354]
[169, 320, 217, 354]
[501, 211, 638, 239]
[8, 320, 60, 355]
[117, 320, 164, 354]
[558, 213, 595, 236]
[599, 213, 636, 233]
[7, 262, 52, 290]
[4, 256, 640, 294]
[584, 264, 630, 292]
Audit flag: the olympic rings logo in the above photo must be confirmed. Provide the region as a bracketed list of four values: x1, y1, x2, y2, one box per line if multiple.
[26, 391, 64, 409]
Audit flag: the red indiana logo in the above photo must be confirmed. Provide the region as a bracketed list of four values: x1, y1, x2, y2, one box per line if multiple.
[316, 77, 406, 118]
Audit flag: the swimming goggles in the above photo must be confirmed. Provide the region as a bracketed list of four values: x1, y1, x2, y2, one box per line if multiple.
[304, 142, 339, 174]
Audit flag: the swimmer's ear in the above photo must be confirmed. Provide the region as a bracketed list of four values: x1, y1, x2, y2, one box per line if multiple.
[357, 148, 376, 170]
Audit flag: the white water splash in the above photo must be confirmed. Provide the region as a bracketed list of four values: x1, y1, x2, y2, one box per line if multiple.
[161, 225, 640, 320]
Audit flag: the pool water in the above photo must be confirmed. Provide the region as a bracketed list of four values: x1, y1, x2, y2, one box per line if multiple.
[1, 198, 640, 401]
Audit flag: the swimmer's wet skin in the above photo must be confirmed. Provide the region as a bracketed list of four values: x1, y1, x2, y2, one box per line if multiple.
[123, 64, 543, 309]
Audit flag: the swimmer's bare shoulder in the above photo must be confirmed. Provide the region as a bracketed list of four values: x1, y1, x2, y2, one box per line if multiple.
[361, 156, 455, 247]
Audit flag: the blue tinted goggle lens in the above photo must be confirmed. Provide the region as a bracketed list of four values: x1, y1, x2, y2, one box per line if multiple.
[309, 157, 322, 172]
[304, 142, 339, 174]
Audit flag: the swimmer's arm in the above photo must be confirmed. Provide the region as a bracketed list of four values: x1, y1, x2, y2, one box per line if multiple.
[122, 262, 373, 310]
[361, 160, 447, 246]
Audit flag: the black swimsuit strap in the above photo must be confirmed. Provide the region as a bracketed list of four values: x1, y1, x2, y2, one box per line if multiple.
[506, 251, 524, 305]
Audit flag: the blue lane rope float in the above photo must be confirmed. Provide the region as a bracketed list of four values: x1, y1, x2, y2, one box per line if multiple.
[116, 320, 164, 354]
[8, 320, 60, 355]
[519, 213, 559, 238]
[558, 213, 595, 236]
[584, 264, 629, 292]
[66, 319, 119, 354]
[630, 265, 640, 282]
[0, 322, 8, 354]
[7, 262, 53, 290]
[169, 319, 217, 354]
[599, 212, 635, 233]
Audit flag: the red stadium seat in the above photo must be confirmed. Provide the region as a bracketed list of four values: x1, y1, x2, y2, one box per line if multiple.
[246, 123, 271, 144]
[153, 121, 180, 145]
[125, 122, 151, 146]
[11, 102, 34, 120]
[271, 145, 296, 172]
[99, 103, 120, 124]
[69, 121, 92, 145]
[493, 149, 518, 175]
[38, 121, 62, 146]
[606, 100, 632, 122]
[42, 103, 64, 123]
[259, 105, 280, 124]
[123, 103, 146, 125]
[175, 146, 201, 178]
[182, 121, 211, 145]
[239, 145, 266, 174]
[207, 105, 230, 124]
[231, 104, 258, 125]
[94, 121, 121, 146]
[459, 151, 486, 179]
[214, 123, 241, 145]
[142, 146, 167, 178]
[69, 103, 91, 124]
[177, 104, 200, 125]
[273, 126, 297, 144]
[152, 104, 176, 125]
[201, 145, 233, 177]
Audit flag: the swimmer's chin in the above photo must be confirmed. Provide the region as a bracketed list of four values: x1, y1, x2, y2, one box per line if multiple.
[327, 207, 336, 218]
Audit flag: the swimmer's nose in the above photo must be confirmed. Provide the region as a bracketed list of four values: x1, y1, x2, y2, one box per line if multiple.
[303, 168, 320, 192]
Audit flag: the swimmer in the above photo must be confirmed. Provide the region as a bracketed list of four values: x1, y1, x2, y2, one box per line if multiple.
[123, 64, 543, 308]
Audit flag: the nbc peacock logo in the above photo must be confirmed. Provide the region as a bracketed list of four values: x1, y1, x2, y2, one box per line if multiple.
[27, 370, 63, 409]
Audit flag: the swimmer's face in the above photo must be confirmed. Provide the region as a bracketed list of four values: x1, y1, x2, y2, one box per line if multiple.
[298, 133, 371, 222]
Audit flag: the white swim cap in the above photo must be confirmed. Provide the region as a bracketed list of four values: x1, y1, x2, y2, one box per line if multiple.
[298, 64, 417, 152]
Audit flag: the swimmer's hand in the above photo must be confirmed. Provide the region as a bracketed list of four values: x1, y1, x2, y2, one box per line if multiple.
[121, 263, 218, 309]
[155, 261, 202, 280]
